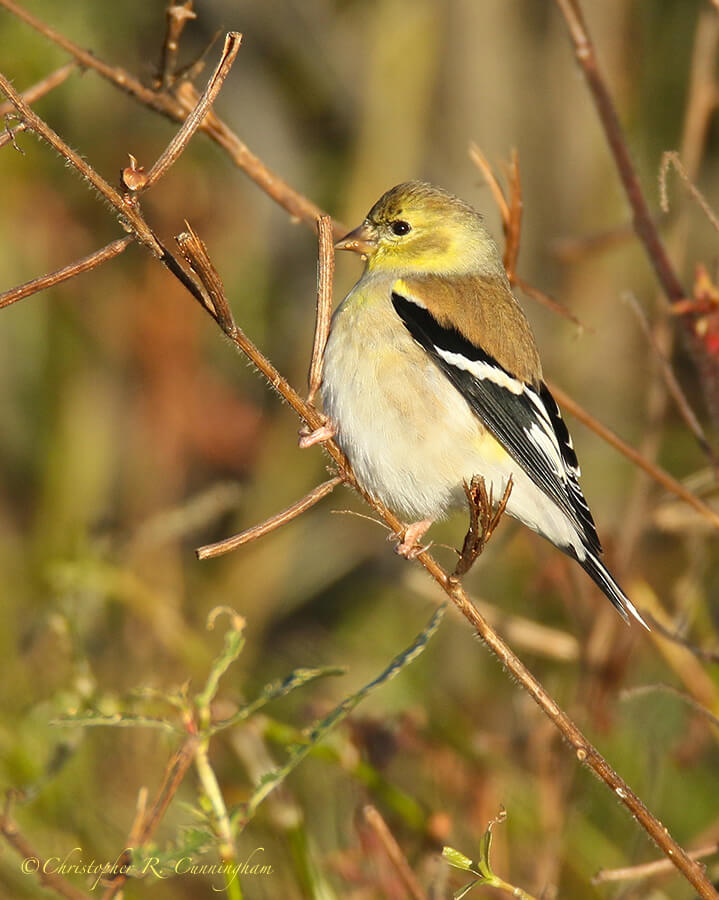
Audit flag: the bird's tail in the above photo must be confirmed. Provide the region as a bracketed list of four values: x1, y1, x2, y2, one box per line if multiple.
[579, 550, 649, 630]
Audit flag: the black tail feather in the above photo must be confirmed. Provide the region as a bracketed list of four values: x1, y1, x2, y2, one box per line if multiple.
[577, 550, 649, 629]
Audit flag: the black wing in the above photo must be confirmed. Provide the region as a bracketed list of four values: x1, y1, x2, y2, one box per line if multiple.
[391, 289, 601, 554]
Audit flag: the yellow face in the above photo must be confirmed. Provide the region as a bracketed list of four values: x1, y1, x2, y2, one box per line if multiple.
[336, 181, 500, 276]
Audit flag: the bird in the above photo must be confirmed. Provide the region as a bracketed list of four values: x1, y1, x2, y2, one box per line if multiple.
[300, 181, 647, 629]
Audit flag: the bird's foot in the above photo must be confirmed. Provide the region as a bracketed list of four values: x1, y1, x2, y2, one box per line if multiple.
[298, 420, 336, 449]
[393, 519, 433, 559]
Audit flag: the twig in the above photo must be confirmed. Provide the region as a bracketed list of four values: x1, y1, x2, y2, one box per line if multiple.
[100, 737, 197, 900]
[0, 70, 163, 255]
[0, 118, 27, 150]
[0, 791, 92, 900]
[593, 842, 719, 884]
[660, 150, 719, 234]
[647, 617, 719, 663]
[621, 291, 714, 460]
[553, 0, 685, 304]
[469, 142, 509, 223]
[0, 237, 134, 310]
[547, 380, 719, 533]
[176, 223, 234, 326]
[503, 149, 522, 279]
[155, 1, 196, 90]
[513, 275, 584, 329]
[469, 144, 584, 328]
[363, 804, 428, 900]
[452, 477, 512, 579]
[0, 61, 76, 117]
[143, 31, 241, 190]
[307, 215, 335, 405]
[196, 477, 342, 560]
[621, 682, 719, 731]
[0, 0, 344, 236]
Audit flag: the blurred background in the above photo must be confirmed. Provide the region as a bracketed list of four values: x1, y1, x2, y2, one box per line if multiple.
[0, 1, 718, 897]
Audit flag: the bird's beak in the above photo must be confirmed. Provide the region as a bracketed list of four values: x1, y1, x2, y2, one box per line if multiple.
[334, 221, 377, 255]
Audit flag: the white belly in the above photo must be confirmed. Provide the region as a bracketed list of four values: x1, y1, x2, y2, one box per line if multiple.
[321, 284, 582, 555]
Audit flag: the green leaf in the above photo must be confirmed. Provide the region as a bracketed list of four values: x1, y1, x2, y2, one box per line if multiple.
[235, 604, 446, 827]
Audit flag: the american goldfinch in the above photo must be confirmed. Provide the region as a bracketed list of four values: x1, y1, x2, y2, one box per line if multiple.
[303, 181, 647, 628]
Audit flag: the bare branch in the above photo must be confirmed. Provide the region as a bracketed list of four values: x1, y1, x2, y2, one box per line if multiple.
[593, 842, 719, 884]
[548, 379, 719, 533]
[363, 804, 428, 900]
[307, 215, 335, 405]
[0, 0, 344, 236]
[0, 791, 92, 900]
[469, 142, 509, 224]
[196, 477, 342, 560]
[176, 224, 236, 328]
[100, 737, 197, 900]
[660, 150, 719, 234]
[143, 31, 242, 191]
[0, 69, 163, 255]
[553, 0, 685, 304]
[0, 238, 134, 310]
[452, 476, 512, 580]
[622, 291, 715, 461]
[155, 1, 196, 90]
[0, 61, 76, 117]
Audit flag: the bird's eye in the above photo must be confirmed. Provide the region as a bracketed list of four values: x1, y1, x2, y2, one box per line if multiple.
[390, 220, 411, 236]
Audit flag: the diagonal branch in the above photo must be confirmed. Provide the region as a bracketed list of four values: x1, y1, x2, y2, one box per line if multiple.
[143, 31, 241, 191]
[553, 0, 685, 304]
[0, 0, 343, 236]
[196, 477, 342, 560]
[548, 379, 719, 532]
[0, 237, 134, 310]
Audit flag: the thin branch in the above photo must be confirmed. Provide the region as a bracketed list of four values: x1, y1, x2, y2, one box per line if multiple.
[0, 70, 163, 255]
[363, 804, 428, 900]
[470, 144, 584, 328]
[647, 617, 719, 663]
[660, 150, 719, 234]
[621, 682, 719, 731]
[0, 791, 92, 900]
[621, 291, 714, 460]
[176, 223, 233, 326]
[469, 142, 509, 223]
[553, 0, 685, 304]
[513, 275, 584, 329]
[196, 477, 342, 560]
[0, 118, 27, 150]
[100, 737, 197, 900]
[0, 237, 134, 310]
[307, 215, 335, 405]
[452, 477, 512, 579]
[143, 31, 241, 191]
[0, 0, 345, 236]
[593, 842, 719, 884]
[503, 149, 522, 279]
[155, 1, 196, 90]
[0, 61, 76, 117]
[548, 380, 719, 533]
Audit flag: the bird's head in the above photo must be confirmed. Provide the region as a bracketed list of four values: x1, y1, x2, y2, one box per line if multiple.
[335, 181, 503, 276]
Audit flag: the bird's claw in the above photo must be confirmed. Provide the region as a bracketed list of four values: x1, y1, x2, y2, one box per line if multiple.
[391, 519, 434, 559]
[298, 422, 336, 449]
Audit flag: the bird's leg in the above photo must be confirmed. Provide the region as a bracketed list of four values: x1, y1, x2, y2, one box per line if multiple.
[298, 418, 336, 449]
[394, 519, 434, 559]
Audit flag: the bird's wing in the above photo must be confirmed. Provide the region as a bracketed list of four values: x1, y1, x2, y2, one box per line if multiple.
[390, 282, 601, 553]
